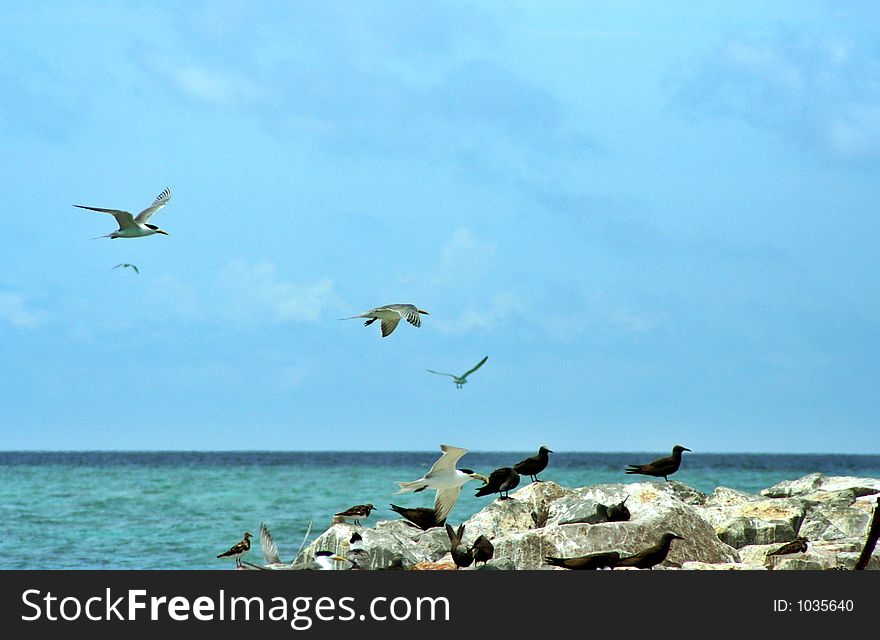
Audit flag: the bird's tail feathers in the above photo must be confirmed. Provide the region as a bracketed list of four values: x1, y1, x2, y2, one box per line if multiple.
[394, 480, 426, 494]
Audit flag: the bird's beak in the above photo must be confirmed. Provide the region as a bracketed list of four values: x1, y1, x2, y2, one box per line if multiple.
[332, 555, 347, 562]
[473, 473, 490, 485]
[420, 310, 430, 315]
[683, 447, 691, 452]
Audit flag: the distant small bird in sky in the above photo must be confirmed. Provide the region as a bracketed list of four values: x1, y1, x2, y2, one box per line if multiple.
[216, 531, 252, 568]
[625, 445, 691, 482]
[340, 304, 429, 337]
[75, 187, 172, 239]
[334, 503, 375, 526]
[427, 355, 489, 388]
[112, 263, 139, 274]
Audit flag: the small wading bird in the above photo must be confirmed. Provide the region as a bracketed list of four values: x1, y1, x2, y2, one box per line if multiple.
[75, 187, 172, 239]
[625, 445, 691, 482]
[769, 537, 808, 556]
[217, 531, 252, 568]
[340, 304, 429, 337]
[334, 503, 375, 526]
[475, 466, 520, 500]
[344, 532, 371, 569]
[513, 446, 553, 483]
[427, 355, 489, 389]
[112, 263, 139, 274]
[395, 444, 489, 523]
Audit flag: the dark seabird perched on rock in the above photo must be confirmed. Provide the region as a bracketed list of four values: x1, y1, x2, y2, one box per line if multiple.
[614, 533, 684, 570]
[446, 524, 474, 569]
[334, 503, 375, 526]
[544, 550, 621, 570]
[471, 535, 494, 566]
[389, 504, 446, 531]
[217, 531, 252, 568]
[606, 496, 631, 522]
[769, 536, 808, 556]
[475, 467, 520, 500]
[625, 445, 691, 482]
[513, 446, 553, 483]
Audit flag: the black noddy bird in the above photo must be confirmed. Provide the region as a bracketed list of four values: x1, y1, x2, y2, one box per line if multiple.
[475, 466, 520, 500]
[769, 536, 808, 556]
[544, 550, 621, 570]
[471, 535, 495, 566]
[446, 523, 474, 569]
[389, 504, 446, 531]
[513, 446, 553, 483]
[606, 496, 631, 522]
[625, 445, 691, 482]
[614, 533, 684, 570]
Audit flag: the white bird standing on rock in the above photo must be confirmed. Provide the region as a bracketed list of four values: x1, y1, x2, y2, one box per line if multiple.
[74, 187, 172, 239]
[340, 304, 430, 337]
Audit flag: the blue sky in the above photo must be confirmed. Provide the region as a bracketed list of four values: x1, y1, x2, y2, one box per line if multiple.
[1, 2, 877, 453]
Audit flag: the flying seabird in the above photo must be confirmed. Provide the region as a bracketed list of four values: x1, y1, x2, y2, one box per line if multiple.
[112, 263, 139, 274]
[544, 550, 621, 570]
[344, 532, 371, 569]
[446, 524, 474, 569]
[340, 304, 430, 337]
[606, 496, 631, 522]
[395, 444, 489, 523]
[389, 504, 446, 531]
[471, 535, 494, 566]
[475, 466, 520, 500]
[217, 531, 252, 568]
[769, 537, 808, 556]
[75, 187, 172, 239]
[334, 503, 375, 526]
[513, 446, 553, 483]
[625, 445, 691, 482]
[614, 533, 684, 570]
[427, 355, 489, 389]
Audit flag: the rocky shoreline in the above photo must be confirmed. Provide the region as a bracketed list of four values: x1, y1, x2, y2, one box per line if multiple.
[295, 472, 880, 570]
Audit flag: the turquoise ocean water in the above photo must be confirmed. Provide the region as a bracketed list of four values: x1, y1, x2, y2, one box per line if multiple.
[1, 451, 879, 570]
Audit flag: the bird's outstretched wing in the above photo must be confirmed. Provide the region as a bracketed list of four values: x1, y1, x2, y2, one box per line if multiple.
[427, 444, 468, 474]
[380, 317, 401, 337]
[134, 187, 172, 223]
[426, 369, 457, 378]
[113, 263, 139, 274]
[461, 356, 489, 378]
[74, 204, 137, 231]
[260, 522, 282, 565]
[434, 486, 462, 523]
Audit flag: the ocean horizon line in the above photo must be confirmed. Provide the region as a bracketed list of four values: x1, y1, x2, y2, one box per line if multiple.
[2, 448, 878, 456]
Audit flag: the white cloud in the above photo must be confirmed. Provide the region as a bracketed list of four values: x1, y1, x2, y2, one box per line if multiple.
[218, 260, 340, 325]
[430, 227, 495, 287]
[0, 292, 47, 328]
[435, 292, 526, 334]
[677, 33, 880, 162]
